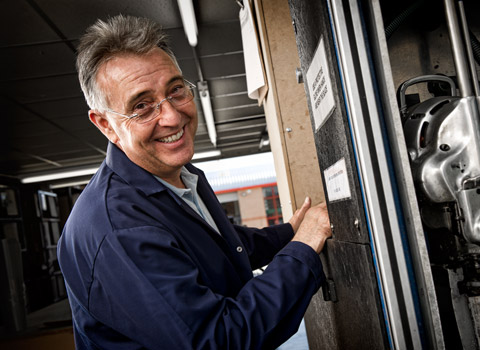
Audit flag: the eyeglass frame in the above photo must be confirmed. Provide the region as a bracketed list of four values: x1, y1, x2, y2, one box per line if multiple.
[104, 79, 196, 124]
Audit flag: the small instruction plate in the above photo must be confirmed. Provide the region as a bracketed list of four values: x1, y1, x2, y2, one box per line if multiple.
[324, 158, 351, 202]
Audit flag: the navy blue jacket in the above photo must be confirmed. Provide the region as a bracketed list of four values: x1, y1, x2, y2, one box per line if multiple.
[58, 142, 325, 349]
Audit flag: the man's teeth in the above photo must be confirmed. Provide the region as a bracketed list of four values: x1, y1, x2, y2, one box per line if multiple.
[159, 129, 184, 143]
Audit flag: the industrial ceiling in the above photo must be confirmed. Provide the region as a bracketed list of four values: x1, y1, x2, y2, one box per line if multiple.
[1, 0, 268, 184]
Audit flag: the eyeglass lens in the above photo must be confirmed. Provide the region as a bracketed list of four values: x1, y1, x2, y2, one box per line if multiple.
[137, 85, 194, 124]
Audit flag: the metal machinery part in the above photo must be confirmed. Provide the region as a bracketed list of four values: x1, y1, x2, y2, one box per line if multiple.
[401, 81, 480, 349]
[399, 0, 480, 347]
[400, 77, 480, 245]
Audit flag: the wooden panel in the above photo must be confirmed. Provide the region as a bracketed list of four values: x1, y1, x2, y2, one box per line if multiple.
[255, 0, 324, 222]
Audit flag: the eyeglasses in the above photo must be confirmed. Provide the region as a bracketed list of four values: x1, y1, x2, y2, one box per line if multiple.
[106, 79, 196, 124]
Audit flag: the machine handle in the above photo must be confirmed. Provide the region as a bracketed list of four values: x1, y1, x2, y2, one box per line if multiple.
[397, 75, 457, 115]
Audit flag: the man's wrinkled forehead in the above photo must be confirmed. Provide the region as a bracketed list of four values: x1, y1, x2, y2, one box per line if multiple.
[95, 48, 180, 107]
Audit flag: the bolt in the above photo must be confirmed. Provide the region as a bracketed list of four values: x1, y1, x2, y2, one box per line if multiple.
[354, 218, 360, 231]
[286, 127, 292, 133]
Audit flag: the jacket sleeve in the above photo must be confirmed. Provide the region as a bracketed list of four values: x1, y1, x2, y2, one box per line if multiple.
[233, 223, 295, 270]
[88, 225, 324, 350]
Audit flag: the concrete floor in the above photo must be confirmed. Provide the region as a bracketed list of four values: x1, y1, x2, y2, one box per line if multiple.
[27, 298, 72, 330]
[0, 299, 74, 350]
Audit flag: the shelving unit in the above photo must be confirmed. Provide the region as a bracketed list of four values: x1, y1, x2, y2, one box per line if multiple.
[0, 185, 27, 333]
[36, 191, 66, 302]
[0, 186, 25, 249]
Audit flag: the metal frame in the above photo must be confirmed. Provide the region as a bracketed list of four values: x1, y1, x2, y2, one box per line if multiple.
[325, 0, 430, 348]
[366, 1, 447, 348]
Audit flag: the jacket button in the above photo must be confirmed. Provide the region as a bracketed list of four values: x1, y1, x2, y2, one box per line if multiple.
[236, 246, 243, 253]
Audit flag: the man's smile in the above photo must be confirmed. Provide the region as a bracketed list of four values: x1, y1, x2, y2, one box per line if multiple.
[157, 128, 184, 143]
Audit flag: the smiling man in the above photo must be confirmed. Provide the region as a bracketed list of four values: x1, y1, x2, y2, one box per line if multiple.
[91, 49, 197, 187]
[58, 15, 332, 350]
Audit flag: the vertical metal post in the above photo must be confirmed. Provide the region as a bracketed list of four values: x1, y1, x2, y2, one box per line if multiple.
[457, 1, 480, 97]
[444, 0, 473, 97]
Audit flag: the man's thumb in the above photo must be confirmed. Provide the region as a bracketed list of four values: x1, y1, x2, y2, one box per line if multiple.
[299, 196, 311, 212]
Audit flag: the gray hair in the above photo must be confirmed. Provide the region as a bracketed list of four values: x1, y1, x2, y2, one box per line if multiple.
[76, 15, 180, 111]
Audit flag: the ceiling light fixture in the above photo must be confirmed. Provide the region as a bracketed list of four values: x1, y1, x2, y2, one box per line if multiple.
[177, 0, 198, 47]
[192, 150, 221, 160]
[20, 166, 99, 184]
[49, 179, 91, 190]
[20, 149, 222, 184]
[259, 136, 270, 150]
[198, 80, 217, 147]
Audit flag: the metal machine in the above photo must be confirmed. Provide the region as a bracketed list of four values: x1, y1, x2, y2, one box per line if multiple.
[399, 1, 480, 347]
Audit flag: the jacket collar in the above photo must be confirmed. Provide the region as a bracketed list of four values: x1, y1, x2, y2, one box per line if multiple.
[105, 142, 167, 196]
[105, 143, 215, 229]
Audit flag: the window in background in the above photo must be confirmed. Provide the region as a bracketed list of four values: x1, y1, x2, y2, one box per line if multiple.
[263, 185, 283, 226]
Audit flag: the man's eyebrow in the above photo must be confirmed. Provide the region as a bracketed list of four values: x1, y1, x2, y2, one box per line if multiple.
[125, 91, 152, 111]
[124, 75, 185, 111]
[166, 75, 185, 86]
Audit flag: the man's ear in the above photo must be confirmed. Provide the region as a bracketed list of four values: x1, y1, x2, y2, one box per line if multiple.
[89, 110, 119, 144]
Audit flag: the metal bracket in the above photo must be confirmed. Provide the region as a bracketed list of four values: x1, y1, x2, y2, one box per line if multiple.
[322, 278, 338, 302]
[295, 67, 303, 84]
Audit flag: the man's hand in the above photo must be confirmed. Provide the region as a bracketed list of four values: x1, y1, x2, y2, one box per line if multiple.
[291, 202, 332, 253]
[289, 197, 312, 233]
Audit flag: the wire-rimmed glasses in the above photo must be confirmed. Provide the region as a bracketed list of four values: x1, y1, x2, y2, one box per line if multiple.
[106, 79, 196, 124]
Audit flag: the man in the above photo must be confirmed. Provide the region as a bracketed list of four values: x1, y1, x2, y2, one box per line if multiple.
[58, 15, 332, 350]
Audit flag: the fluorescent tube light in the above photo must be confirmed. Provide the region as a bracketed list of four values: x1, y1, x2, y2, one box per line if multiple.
[198, 80, 217, 147]
[259, 134, 270, 149]
[177, 0, 198, 47]
[192, 150, 221, 160]
[21, 166, 99, 184]
[49, 179, 91, 189]
[21, 149, 222, 184]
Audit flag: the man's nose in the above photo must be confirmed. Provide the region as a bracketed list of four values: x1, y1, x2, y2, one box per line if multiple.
[155, 99, 182, 126]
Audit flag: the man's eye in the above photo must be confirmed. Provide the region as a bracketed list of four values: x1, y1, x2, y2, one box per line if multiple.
[170, 85, 185, 96]
[133, 102, 150, 111]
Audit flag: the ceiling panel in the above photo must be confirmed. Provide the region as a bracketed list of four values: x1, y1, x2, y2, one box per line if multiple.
[24, 98, 88, 120]
[202, 54, 246, 80]
[4, 74, 80, 104]
[1, 45, 76, 81]
[0, 0, 59, 44]
[196, 0, 240, 23]
[197, 22, 244, 56]
[36, 0, 183, 36]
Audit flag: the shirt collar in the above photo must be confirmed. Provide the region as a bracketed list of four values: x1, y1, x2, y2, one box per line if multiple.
[154, 166, 199, 199]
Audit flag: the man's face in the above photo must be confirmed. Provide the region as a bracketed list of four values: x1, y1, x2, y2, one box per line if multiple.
[93, 48, 198, 181]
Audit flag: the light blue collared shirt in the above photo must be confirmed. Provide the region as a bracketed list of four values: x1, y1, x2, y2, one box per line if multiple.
[155, 167, 220, 234]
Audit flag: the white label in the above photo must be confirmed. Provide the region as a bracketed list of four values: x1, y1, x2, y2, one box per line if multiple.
[306, 37, 335, 130]
[324, 158, 351, 202]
